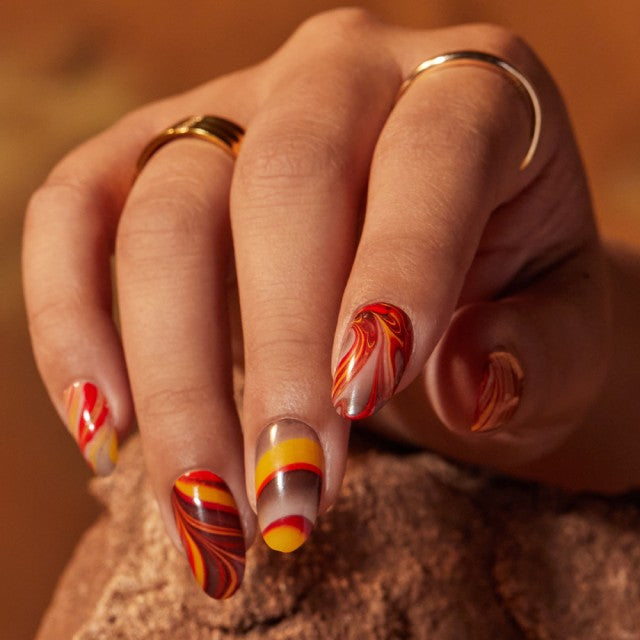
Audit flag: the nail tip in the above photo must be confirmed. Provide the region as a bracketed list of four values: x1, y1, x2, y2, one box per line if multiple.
[261, 515, 314, 553]
[265, 539, 307, 554]
[210, 584, 243, 600]
[64, 381, 118, 475]
[203, 565, 245, 599]
[92, 458, 117, 476]
[333, 396, 380, 421]
[332, 401, 351, 420]
[263, 533, 308, 554]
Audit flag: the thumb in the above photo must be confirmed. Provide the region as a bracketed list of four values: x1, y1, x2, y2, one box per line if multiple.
[426, 244, 609, 462]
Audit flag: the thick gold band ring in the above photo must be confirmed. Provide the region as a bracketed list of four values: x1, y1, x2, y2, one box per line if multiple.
[137, 115, 245, 172]
[398, 51, 541, 170]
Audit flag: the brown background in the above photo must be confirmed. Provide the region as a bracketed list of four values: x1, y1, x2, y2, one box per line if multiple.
[1, 1, 639, 638]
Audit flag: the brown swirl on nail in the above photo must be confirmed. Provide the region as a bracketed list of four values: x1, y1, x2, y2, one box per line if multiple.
[172, 470, 245, 599]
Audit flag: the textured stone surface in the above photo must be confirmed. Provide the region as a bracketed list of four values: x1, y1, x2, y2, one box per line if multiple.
[37, 434, 640, 640]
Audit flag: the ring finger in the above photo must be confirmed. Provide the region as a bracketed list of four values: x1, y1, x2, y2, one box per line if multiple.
[117, 129, 252, 600]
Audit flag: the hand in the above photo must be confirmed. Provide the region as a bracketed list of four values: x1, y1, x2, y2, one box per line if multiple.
[22, 9, 609, 598]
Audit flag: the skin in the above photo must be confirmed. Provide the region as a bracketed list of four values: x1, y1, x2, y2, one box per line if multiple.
[23, 9, 617, 556]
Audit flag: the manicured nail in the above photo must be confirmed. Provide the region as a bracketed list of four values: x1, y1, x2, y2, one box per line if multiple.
[471, 350, 524, 432]
[172, 470, 245, 599]
[63, 381, 118, 476]
[255, 419, 323, 553]
[332, 302, 413, 420]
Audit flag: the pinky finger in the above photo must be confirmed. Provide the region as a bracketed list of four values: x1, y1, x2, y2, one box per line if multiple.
[22, 132, 141, 474]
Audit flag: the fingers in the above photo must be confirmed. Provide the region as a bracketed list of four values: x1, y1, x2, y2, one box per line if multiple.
[331, 33, 571, 422]
[231, 27, 398, 552]
[116, 138, 253, 599]
[22, 116, 149, 474]
[330, 28, 609, 462]
[22, 73, 257, 473]
[21, 90, 221, 473]
[24, 14, 608, 604]
[24, 81, 259, 596]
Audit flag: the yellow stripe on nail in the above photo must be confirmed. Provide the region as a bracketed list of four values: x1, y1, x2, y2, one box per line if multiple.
[65, 388, 82, 435]
[108, 430, 118, 464]
[175, 480, 238, 510]
[184, 530, 206, 588]
[262, 524, 308, 553]
[255, 438, 323, 493]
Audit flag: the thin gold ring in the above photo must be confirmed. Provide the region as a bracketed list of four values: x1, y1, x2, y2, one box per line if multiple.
[137, 115, 244, 172]
[398, 51, 541, 170]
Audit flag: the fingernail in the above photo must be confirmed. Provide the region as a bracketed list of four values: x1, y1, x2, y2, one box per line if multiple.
[255, 419, 323, 553]
[172, 470, 246, 599]
[63, 381, 118, 476]
[471, 350, 524, 432]
[332, 302, 413, 420]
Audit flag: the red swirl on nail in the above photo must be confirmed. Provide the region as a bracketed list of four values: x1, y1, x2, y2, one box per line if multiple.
[172, 470, 245, 599]
[332, 302, 413, 420]
[64, 381, 117, 476]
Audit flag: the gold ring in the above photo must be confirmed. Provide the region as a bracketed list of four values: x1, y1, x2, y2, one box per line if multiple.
[398, 51, 541, 170]
[137, 115, 244, 172]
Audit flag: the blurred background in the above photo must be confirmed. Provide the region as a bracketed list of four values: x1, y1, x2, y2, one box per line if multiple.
[1, 1, 639, 638]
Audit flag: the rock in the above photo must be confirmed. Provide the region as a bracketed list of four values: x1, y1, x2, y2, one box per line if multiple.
[37, 434, 640, 639]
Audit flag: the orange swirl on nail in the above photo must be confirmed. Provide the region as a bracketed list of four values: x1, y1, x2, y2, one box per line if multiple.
[472, 350, 524, 432]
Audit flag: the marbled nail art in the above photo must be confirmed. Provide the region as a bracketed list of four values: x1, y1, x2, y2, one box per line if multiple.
[64, 381, 118, 476]
[255, 419, 323, 553]
[172, 470, 245, 599]
[471, 350, 524, 432]
[332, 302, 413, 420]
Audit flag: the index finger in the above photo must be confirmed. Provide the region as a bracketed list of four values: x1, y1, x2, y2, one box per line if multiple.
[331, 25, 573, 420]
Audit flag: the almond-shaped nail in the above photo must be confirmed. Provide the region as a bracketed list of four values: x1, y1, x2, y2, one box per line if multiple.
[471, 350, 524, 432]
[172, 470, 245, 599]
[63, 381, 118, 476]
[255, 419, 323, 553]
[332, 302, 413, 420]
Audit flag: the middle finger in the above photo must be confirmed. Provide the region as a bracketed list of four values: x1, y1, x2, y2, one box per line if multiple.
[232, 18, 398, 552]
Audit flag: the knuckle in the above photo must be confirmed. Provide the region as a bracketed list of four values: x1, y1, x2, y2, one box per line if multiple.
[236, 122, 345, 205]
[116, 185, 207, 266]
[27, 297, 76, 340]
[466, 23, 535, 65]
[297, 7, 376, 41]
[268, 8, 387, 85]
[27, 174, 107, 224]
[26, 298, 87, 371]
[136, 382, 218, 425]
[27, 182, 73, 220]
[241, 129, 337, 180]
[244, 305, 326, 366]
[249, 332, 309, 365]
